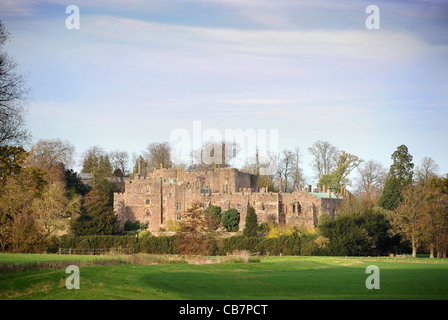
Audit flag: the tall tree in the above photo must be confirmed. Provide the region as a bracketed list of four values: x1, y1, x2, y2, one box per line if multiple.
[378, 145, 414, 211]
[277, 149, 294, 192]
[422, 177, 448, 258]
[34, 138, 75, 169]
[81, 145, 106, 174]
[32, 183, 76, 237]
[319, 151, 362, 193]
[0, 168, 44, 251]
[291, 147, 305, 191]
[81, 146, 116, 195]
[0, 21, 30, 147]
[388, 183, 426, 257]
[308, 140, 338, 181]
[355, 159, 387, 209]
[33, 139, 75, 188]
[176, 201, 216, 255]
[243, 205, 258, 237]
[70, 190, 119, 236]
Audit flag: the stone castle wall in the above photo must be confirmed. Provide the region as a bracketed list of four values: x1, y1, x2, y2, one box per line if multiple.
[113, 166, 342, 233]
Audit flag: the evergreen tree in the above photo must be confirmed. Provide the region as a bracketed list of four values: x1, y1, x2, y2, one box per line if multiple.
[221, 208, 240, 232]
[378, 145, 414, 210]
[70, 190, 119, 236]
[243, 205, 258, 237]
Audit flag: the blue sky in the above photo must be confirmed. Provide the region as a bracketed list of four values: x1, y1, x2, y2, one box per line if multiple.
[1, 0, 447, 185]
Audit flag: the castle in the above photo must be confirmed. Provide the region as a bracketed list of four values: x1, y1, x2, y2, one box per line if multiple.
[113, 162, 345, 233]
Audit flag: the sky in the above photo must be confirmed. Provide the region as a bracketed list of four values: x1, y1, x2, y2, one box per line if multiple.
[1, 0, 447, 186]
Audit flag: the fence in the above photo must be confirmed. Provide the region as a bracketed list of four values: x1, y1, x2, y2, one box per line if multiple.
[58, 247, 133, 255]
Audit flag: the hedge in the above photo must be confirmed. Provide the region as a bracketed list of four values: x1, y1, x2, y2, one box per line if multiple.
[50, 233, 319, 256]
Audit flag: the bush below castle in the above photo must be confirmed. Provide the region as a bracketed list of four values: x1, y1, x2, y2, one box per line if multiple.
[48, 232, 324, 256]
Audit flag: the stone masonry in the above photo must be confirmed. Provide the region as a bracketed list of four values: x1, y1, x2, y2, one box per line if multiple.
[113, 163, 344, 232]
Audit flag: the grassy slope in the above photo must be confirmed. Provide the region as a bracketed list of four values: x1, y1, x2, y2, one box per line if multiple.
[1, 255, 447, 300]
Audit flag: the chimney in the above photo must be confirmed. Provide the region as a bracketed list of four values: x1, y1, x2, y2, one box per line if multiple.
[327, 187, 331, 198]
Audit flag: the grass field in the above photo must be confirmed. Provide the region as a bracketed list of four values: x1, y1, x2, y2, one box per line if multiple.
[1, 253, 447, 300]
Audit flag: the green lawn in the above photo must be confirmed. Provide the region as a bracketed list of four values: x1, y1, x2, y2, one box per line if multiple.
[1, 254, 447, 300]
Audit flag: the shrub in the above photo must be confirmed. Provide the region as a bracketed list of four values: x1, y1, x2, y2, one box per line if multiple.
[221, 208, 240, 232]
[124, 220, 141, 231]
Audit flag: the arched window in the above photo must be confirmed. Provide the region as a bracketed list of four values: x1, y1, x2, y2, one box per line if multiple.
[146, 198, 150, 205]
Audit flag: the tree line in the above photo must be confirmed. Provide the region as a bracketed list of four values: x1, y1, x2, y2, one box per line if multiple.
[1, 20, 447, 256]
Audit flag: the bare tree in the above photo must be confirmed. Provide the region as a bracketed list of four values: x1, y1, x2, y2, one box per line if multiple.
[144, 142, 173, 170]
[242, 147, 278, 192]
[0, 21, 30, 147]
[415, 156, 439, 183]
[389, 183, 426, 258]
[34, 138, 75, 169]
[291, 146, 305, 191]
[109, 150, 129, 190]
[308, 140, 338, 181]
[277, 149, 294, 192]
[355, 159, 387, 208]
[32, 138, 75, 188]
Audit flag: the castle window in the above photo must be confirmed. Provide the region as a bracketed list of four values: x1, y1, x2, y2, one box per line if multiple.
[262, 203, 265, 210]
[237, 204, 242, 210]
[176, 202, 182, 211]
[145, 209, 151, 217]
[176, 213, 182, 221]
[297, 202, 302, 214]
[146, 198, 150, 205]
[169, 189, 172, 197]
[292, 204, 295, 213]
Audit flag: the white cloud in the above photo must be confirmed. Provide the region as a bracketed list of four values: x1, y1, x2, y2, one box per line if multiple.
[77, 15, 432, 72]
